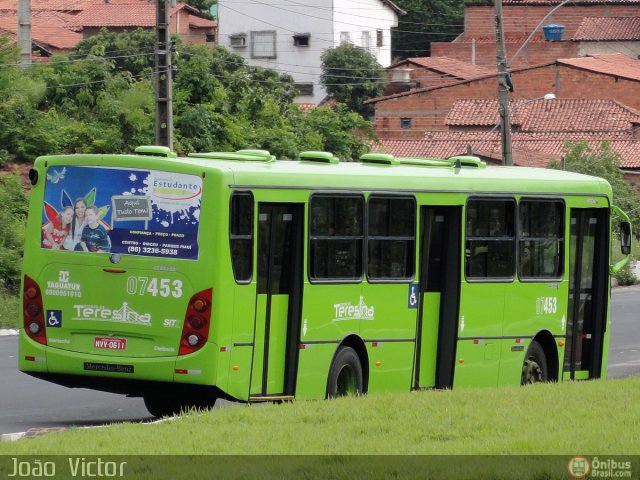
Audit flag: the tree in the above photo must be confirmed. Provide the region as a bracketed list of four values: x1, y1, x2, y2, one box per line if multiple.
[320, 44, 386, 118]
[548, 141, 640, 235]
[0, 173, 28, 293]
[391, 0, 465, 59]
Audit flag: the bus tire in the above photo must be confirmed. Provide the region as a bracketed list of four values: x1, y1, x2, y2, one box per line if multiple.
[521, 340, 548, 385]
[326, 346, 363, 398]
[143, 395, 182, 418]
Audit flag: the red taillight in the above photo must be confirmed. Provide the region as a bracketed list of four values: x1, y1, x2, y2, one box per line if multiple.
[23, 275, 47, 345]
[179, 288, 212, 355]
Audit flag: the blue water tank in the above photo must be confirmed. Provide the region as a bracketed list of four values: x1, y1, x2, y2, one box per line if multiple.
[543, 24, 565, 41]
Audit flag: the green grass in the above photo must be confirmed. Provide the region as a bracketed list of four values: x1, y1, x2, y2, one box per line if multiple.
[2, 378, 639, 456]
[0, 293, 18, 329]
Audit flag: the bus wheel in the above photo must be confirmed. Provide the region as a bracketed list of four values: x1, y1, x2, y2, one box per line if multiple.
[326, 346, 363, 398]
[143, 395, 182, 418]
[521, 340, 548, 385]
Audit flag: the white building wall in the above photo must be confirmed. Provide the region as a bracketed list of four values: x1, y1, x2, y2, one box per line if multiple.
[218, 0, 399, 104]
[333, 0, 397, 68]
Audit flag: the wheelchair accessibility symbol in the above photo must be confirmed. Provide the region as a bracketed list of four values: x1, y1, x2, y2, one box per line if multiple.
[47, 310, 62, 328]
[408, 284, 419, 309]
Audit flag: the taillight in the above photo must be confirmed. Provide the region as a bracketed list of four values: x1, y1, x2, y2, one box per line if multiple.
[179, 288, 212, 355]
[23, 275, 47, 345]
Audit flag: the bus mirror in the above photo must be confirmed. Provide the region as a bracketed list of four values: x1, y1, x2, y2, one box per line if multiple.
[620, 222, 632, 255]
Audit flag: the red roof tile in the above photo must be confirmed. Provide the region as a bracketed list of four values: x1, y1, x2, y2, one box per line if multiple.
[446, 98, 640, 132]
[573, 17, 640, 41]
[388, 56, 494, 80]
[70, 4, 156, 27]
[0, 13, 82, 50]
[188, 14, 215, 29]
[558, 53, 640, 81]
[373, 131, 640, 168]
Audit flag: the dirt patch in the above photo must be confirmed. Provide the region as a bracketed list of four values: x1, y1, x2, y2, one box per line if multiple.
[0, 162, 33, 190]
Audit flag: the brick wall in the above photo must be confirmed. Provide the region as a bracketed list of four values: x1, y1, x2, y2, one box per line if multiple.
[556, 65, 640, 111]
[464, 5, 640, 38]
[384, 67, 464, 95]
[431, 4, 639, 67]
[432, 40, 578, 68]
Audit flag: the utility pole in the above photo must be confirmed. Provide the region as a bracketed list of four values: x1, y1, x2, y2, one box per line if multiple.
[155, 0, 173, 149]
[494, 0, 512, 166]
[18, 0, 31, 67]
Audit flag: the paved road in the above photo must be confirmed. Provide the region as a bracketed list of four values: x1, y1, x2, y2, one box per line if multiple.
[1, 286, 639, 435]
[0, 335, 151, 434]
[608, 284, 640, 379]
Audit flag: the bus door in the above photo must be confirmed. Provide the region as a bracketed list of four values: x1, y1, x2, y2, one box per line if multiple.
[564, 208, 609, 380]
[250, 203, 304, 399]
[414, 206, 462, 389]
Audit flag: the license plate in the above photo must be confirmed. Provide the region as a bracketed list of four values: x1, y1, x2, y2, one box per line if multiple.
[94, 337, 127, 350]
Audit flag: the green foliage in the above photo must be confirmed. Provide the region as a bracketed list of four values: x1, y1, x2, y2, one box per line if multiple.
[72, 28, 156, 77]
[0, 292, 19, 329]
[548, 141, 640, 236]
[613, 264, 638, 286]
[0, 173, 28, 293]
[1, 32, 375, 164]
[392, 0, 465, 59]
[320, 44, 386, 117]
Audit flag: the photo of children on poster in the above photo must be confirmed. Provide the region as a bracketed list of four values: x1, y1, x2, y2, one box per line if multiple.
[42, 166, 202, 260]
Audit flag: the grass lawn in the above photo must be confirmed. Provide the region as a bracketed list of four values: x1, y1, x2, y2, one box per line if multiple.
[1, 378, 638, 456]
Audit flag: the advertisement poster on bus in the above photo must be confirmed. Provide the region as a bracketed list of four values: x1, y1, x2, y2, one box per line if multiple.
[41, 165, 201, 260]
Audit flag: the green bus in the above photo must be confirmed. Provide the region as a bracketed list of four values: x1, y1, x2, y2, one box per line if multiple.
[19, 146, 632, 417]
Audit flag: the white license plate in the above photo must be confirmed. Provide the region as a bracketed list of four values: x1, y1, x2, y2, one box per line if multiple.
[94, 337, 127, 350]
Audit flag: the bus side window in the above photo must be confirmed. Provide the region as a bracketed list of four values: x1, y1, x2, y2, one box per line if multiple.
[519, 199, 564, 279]
[466, 198, 516, 280]
[367, 196, 415, 281]
[309, 194, 364, 282]
[230, 192, 254, 283]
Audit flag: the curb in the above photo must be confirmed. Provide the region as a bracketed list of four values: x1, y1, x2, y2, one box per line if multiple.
[0, 432, 26, 442]
[0, 329, 18, 336]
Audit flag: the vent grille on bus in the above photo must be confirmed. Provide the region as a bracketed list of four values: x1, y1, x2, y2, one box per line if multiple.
[359, 153, 486, 169]
[299, 151, 339, 164]
[188, 150, 275, 162]
[134, 146, 178, 158]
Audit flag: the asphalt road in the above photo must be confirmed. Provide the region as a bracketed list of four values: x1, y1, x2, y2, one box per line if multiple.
[1, 286, 639, 435]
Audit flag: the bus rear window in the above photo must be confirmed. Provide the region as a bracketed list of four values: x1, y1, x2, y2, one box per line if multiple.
[41, 166, 202, 260]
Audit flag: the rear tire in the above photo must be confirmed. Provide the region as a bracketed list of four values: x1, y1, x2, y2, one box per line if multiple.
[143, 392, 218, 418]
[143, 395, 183, 418]
[326, 346, 363, 398]
[521, 340, 548, 385]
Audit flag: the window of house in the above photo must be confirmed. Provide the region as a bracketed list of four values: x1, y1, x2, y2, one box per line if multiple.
[376, 29, 384, 47]
[229, 192, 253, 283]
[519, 200, 564, 279]
[401, 118, 412, 129]
[295, 83, 314, 96]
[465, 198, 516, 280]
[293, 33, 310, 47]
[309, 194, 364, 281]
[251, 30, 276, 59]
[340, 31, 351, 44]
[229, 33, 247, 48]
[362, 31, 372, 51]
[367, 196, 415, 281]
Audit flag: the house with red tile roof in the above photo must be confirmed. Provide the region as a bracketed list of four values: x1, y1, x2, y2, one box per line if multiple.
[384, 56, 494, 96]
[371, 98, 640, 186]
[431, 0, 640, 68]
[368, 54, 640, 138]
[0, 0, 216, 56]
[0, 12, 82, 55]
